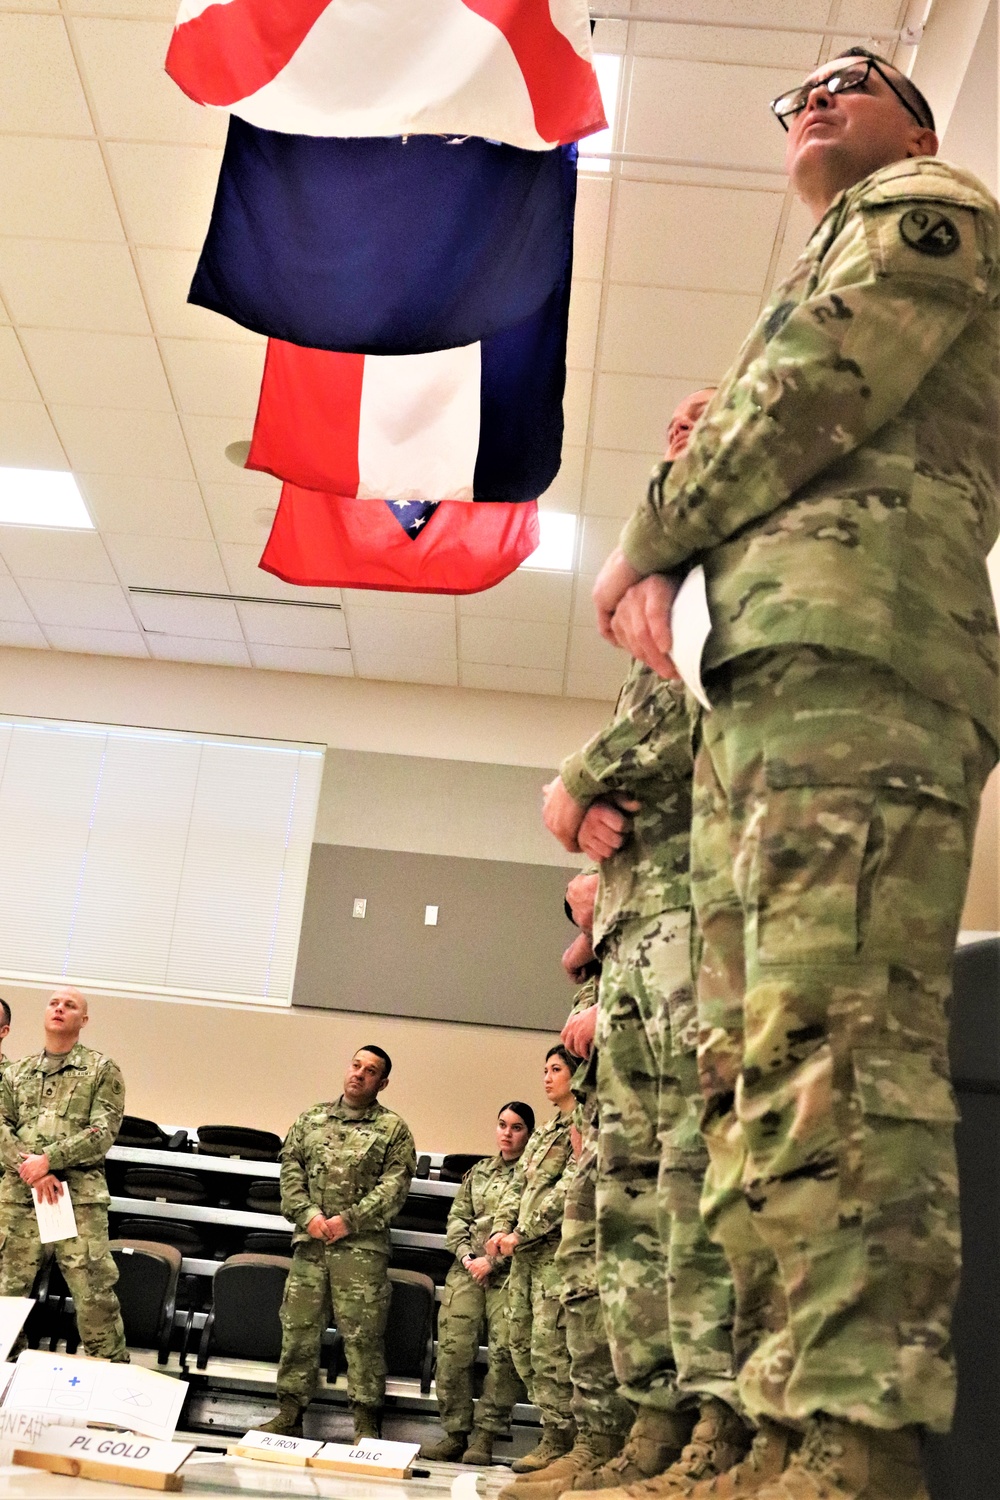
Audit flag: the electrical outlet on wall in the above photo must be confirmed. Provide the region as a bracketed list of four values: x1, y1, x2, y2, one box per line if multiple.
[424, 905, 439, 926]
[352, 898, 367, 919]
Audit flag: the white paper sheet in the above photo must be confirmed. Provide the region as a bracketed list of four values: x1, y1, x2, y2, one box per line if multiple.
[669, 564, 713, 711]
[4, 1351, 187, 1442]
[0, 1301, 33, 1365]
[32, 1183, 77, 1244]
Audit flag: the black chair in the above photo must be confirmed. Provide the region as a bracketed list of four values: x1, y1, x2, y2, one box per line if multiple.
[390, 1244, 455, 1284]
[115, 1116, 189, 1151]
[196, 1125, 283, 1162]
[109, 1240, 182, 1364]
[327, 1268, 435, 1393]
[414, 1154, 431, 1179]
[193, 1253, 291, 1368]
[244, 1230, 294, 1256]
[24, 1255, 72, 1351]
[114, 1218, 208, 1259]
[245, 1179, 282, 1214]
[122, 1166, 211, 1206]
[439, 1153, 486, 1183]
[393, 1191, 451, 1235]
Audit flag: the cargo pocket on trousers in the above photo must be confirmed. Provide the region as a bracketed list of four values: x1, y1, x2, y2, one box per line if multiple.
[852, 1048, 959, 1219]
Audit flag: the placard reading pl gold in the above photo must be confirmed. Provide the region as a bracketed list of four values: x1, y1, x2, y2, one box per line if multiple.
[232, 1429, 324, 1465]
[309, 1437, 421, 1478]
[13, 1426, 195, 1491]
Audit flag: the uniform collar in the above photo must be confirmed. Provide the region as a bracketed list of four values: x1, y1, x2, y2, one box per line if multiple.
[30, 1042, 87, 1074]
[330, 1094, 382, 1122]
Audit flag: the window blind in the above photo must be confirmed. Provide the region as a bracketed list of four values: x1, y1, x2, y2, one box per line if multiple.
[0, 717, 324, 1005]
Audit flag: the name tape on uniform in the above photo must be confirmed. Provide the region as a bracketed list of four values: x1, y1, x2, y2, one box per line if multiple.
[13, 1426, 195, 1492]
[309, 1438, 421, 1478]
[233, 1430, 325, 1465]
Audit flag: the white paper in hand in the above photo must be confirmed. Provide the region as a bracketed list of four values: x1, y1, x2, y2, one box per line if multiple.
[32, 1184, 77, 1244]
[669, 564, 713, 711]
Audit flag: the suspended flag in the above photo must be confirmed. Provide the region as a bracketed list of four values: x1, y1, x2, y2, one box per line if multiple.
[260, 490, 541, 594]
[246, 273, 570, 501]
[190, 126, 576, 354]
[166, 0, 605, 151]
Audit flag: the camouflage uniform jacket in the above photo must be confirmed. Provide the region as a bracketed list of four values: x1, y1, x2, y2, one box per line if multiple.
[491, 1111, 573, 1249]
[0, 1043, 125, 1207]
[619, 158, 1000, 746]
[280, 1095, 416, 1251]
[560, 662, 692, 948]
[445, 1152, 520, 1277]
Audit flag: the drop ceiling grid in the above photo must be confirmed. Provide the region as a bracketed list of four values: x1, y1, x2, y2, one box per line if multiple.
[0, 1, 912, 696]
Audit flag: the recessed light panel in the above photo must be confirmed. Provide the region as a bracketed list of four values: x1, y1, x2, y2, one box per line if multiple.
[0, 469, 94, 529]
[581, 53, 621, 173]
[520, 510, 578, 571]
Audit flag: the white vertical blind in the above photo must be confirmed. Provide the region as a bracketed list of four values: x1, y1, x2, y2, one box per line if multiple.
[0, 717, 325, 1004]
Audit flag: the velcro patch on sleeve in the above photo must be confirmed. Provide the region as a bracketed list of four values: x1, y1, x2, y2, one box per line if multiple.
[863, 200, 983, 294]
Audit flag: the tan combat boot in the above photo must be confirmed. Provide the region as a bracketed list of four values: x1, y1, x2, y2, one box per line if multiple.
[353, 1405, 382, 1441]
[751, 1417, 929, 1500]
[596, 1399, 753, 1497]
[462, 1429, 496, 1465]
[511, 1425, 577, 1475]
[688, 1419, 797, 1497]
[501, 1432, 625, 1500]
[421, 1431, 469, 1461]
[260, 1398, 305, 1437]
[566, 1408, 696, 1494]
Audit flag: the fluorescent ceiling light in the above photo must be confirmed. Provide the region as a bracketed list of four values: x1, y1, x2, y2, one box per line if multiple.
[581, 53, 621, 173]
[520, 511, 578, 571]
[0, 469, 94, 529]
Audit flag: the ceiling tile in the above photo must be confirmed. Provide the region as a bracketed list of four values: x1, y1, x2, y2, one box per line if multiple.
[460, 662, 564, 695]
[624, 58, 802, 173]
[160, 339, 266, 418]
[182, 414, 272, 486]
[459, 569, 573, 623]
[67, 0, 175, 15]
[45, 625, 149, 657]
[600, 285, 758, 379]
[0, 138, 124, 242]
[219, 541, 343, 605]
[573, 175, 612, 281]
[770, 195, 815, 286]
[346, 607, 457, 661]
[236, 600, 350, 649]
[202, 481, 280, 545]
[104, 533, 229, 590]
[0, 402, 67, 467]
[0, 14, 93, 135]
[592, 374, 711, 453]
[540, 444, 585, 512]
[584, 449, 656, 518]
[579, 515, 627, 574]
[564, 367, 593, 447]
[573, 575, 599, 627]
[0, 619, 49, 648]
[0, 328, 41, 403]
[0, 527, 117, 583]
[340, 587, 453, 616]
[79, 474, 213, 539]
[52, 406, 196, 480]
[18, 576, 137, 630]
[610, 182, 785, 292]
[0, 239, 152, 334]
[567, 624, 631, 698]
[0, 576, 36, 624]
[249, 642, 355, 676]
[72, 18, 228, 147]
[461, 616, 568, 671]
[107, 142, 223, 250]
[21, 330, 173, 411]
[633, 8, 819, 68]
[135, 247, 259, 342]
[350, 650, 459, 687]
[565, 667, 622, 703]
[146, 633, 252, 667]
[132, 592, 242, 640]
[567, 279, 602, 371]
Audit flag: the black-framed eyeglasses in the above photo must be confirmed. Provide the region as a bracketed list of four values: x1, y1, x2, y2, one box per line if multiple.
[770, 56, 928, 131]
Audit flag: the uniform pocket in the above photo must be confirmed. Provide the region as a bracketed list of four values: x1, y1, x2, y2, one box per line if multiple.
[851, 1048, 959, 1220]
[852, 1049, 957, 1124]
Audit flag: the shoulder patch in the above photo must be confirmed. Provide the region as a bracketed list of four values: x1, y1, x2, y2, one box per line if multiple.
[899, 208, 960, 257]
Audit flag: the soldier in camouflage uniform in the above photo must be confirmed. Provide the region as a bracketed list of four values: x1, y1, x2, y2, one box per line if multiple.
[263, 1045, 416, 1441]
[488, 1046, 578, 1474]
[591, 49, 999, 1500]
[421, 1099, 534, 1466]
[0, 987, 127, 1361]
[0, 996, 12, 1078]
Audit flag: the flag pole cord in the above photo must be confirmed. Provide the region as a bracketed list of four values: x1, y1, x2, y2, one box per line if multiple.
[588, 12, 923, 44]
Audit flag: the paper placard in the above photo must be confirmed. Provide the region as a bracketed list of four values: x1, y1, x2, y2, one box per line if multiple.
[4, 1351, 187, 1442]
[32, 1183, 77, 1244]
[669, 563, 713, 711]
[232, 1429, 324, 1465]
[13, 1425, 194, 1492]
[309, 1437, 421, 1478]
[0, 1407, 52, 1467]
[0, 1298, 34, 1363]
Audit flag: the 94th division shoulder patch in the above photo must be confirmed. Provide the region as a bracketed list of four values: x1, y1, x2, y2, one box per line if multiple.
[899, 208, 961, 256]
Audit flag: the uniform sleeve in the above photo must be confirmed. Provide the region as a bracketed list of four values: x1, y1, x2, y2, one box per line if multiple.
[517, 1162, 571, 1242]
[491, 1158, 526, 1236]
[560, 667, 690, 805]
[0, 1070, 20, 1172]
[620, 193, 993, 576]
[279, 1114, 324, 1233]
[445, 1170, 476, 1261]
[341, 1120, 416, 1236]
[45, 1060, 125, 1173]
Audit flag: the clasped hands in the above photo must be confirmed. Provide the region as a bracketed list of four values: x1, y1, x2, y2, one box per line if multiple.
[462, 1254, 493, 1286]
[592, 551, 681, 682]
[307, 1213, 350, 1243]
[18, 1152, 63, 1204]
[484, 1231, 520, 1259]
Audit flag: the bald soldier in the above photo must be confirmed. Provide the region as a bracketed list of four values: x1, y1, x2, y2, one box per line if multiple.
[0, 987, 128, 1361]
[591, 47, 999, 1500]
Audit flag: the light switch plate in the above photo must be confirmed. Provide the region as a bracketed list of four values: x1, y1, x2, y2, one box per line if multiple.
[424, 905, 439, 926]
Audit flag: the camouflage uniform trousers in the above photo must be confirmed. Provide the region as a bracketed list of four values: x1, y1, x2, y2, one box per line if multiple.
[435, 1262, 523, 1435]
[557, 1101, 633, 1440]
[691, 646, 996, 1435]
[596, 909, 738, 1413]
[506, 1239, 574, 1433]
[0, 1203, 127, 1361]
[276, 1240, 391, 1411]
